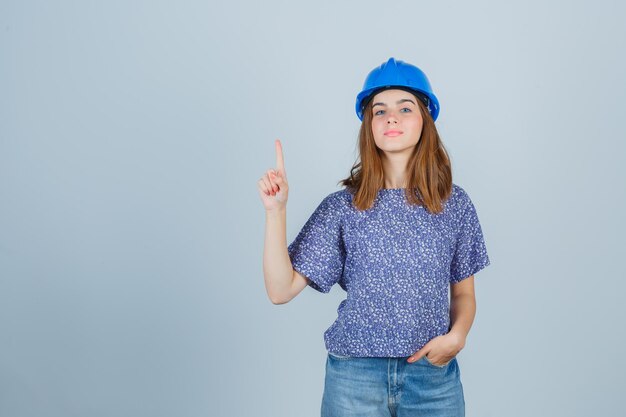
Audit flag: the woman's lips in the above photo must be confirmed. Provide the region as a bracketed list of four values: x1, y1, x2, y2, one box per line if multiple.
[384, 130, 403, 137]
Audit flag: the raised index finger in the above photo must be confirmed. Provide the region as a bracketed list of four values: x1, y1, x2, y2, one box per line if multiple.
[275, 139, 286, 176]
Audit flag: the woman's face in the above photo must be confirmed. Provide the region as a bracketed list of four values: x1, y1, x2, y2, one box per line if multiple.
[370, 89, 424, 155]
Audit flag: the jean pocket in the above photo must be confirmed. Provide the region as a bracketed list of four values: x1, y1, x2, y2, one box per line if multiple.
[328, 352, 353, 360]
[423, 355, 453, 368]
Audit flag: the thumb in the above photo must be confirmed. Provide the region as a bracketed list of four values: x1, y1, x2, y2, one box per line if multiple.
[275, 169, 287, 183]
[408, 347, 427, 363]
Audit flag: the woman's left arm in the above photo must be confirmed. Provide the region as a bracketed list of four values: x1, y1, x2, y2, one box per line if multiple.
[448, 275, 477, 349]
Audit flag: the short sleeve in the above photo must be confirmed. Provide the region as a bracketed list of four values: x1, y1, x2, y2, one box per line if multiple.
[450, 191, 491, 284]
[287, 193, 346, 293]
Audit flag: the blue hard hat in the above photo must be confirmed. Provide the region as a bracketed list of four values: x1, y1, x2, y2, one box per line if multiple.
[355, 57, 440, 122]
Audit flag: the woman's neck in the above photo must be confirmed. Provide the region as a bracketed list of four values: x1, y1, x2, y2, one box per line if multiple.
[381, 153, 409, 189]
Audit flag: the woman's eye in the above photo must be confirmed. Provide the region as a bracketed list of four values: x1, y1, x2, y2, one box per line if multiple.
[374, 108, 411, 116]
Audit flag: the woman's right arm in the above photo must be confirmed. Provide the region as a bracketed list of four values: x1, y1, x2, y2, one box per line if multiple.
[263, 207, 310, 304]
[258, 139, 310, 304]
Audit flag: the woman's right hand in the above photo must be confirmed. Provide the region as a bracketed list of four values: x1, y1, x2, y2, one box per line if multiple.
[258, 139, 289, 211]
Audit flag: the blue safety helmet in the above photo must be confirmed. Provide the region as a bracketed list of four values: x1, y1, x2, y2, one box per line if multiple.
[355, 57, 440, 122]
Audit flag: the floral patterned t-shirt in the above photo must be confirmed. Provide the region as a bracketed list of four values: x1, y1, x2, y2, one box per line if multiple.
[287, 184, 491, 357]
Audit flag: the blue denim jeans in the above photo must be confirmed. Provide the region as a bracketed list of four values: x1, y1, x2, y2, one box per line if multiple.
[321, 352, 464, 417]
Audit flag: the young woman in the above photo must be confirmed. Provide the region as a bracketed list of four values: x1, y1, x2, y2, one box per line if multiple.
[259, 57, 490, 417]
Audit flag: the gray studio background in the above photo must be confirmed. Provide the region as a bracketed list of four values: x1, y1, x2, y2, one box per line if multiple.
[1, 1, 625, 416]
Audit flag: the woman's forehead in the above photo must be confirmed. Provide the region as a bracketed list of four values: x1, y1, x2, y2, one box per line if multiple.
[372, 88, 417, 102]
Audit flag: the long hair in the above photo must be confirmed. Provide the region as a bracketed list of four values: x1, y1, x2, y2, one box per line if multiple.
[338, 92, 453, 214]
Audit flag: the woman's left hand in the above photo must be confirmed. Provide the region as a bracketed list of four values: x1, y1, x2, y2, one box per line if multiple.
[407, 332, 465, 365]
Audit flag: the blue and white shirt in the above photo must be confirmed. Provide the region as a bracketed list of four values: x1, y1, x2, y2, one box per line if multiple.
[287, 184, 490, 357]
